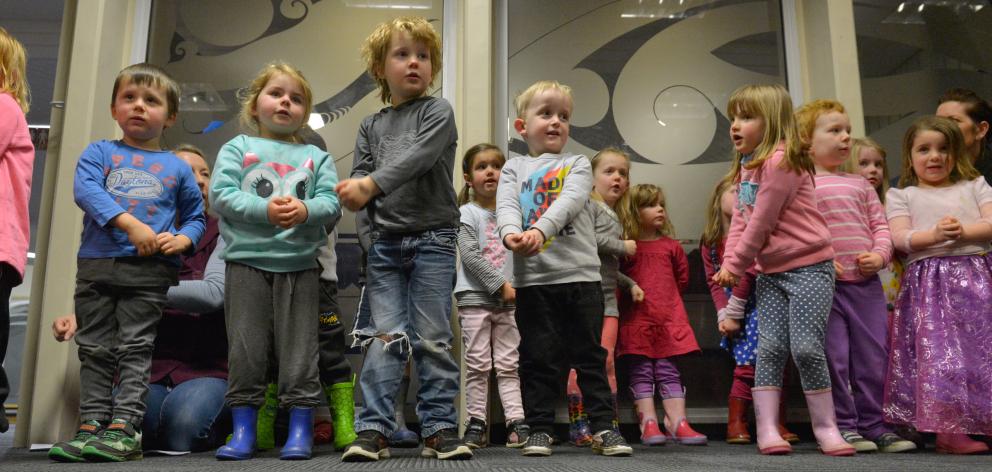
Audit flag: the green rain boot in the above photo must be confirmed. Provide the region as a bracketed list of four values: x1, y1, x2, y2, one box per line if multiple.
[257, 383, 279, 450]
[326, 374, 357, 450]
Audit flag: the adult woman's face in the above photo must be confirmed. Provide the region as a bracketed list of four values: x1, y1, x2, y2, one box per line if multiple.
[176, 151, 211, 212]
[937, 100, 988, 160]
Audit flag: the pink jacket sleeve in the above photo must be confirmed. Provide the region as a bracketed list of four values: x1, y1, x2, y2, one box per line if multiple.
[724, 152, 805, 276]
[701, 242, 729, 311]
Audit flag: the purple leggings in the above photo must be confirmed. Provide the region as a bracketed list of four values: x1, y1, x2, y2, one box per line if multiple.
[627, 356, 684, 400]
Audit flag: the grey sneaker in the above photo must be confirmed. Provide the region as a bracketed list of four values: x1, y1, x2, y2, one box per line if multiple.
[462, 417, 487, 449]
[591, 429, 633, 457]
[522, 432, 553, 456]
[840, 430, 878, 452]
[875, 432, 917, 453]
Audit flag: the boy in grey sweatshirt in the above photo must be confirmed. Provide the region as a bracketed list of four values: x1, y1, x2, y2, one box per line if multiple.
[496, 80, 632, 458]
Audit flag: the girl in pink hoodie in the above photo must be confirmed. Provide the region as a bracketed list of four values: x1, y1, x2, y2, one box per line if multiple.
[0, 27, 34, 434]
[713, 85, 853, 457]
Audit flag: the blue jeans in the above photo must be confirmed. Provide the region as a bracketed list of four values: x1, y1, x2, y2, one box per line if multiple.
[354, 228, 460, 438]
[143, 378, 230, 452]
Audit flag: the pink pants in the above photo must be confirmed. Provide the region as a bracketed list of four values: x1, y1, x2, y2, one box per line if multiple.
[458, 306, 525, 423]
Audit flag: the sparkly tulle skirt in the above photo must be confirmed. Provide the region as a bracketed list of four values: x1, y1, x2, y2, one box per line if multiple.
[883, 254, 992, 434]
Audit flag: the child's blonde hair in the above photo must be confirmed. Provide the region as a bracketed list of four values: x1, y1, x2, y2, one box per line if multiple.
[514, 80, 573, 118]
[113, 63, 180, 119]
[174, 143, 207, 159]
[849, 137, 889, 202]
[458, 143, 505, 205]
[619, 184, 674, 240]
[590, 146, 631, 206]
[0, 27, 29, 113]
[726, 84, 810, 175]
[361, 17, 442, 104]
[700, 175, 736, 246]
[239, 62, 313, 142]
[898, 115, 979, 188]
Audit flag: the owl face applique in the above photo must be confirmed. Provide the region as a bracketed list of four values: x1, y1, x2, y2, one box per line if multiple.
[240, 152, 315, 200]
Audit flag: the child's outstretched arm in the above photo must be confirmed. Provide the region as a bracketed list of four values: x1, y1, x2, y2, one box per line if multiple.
[339, 99, 456, 211]
[209, 137, 275, 224]
[593, 201, 633, 256]
[337, 121, 378, 211]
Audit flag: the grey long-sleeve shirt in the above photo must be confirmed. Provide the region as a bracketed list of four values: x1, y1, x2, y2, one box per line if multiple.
[166, 237, 227, 313]
[351, 96, 459, 233]
[496, 153, 601, 287]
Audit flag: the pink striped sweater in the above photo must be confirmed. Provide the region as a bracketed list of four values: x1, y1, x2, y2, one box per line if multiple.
[813, 171, 892, 282]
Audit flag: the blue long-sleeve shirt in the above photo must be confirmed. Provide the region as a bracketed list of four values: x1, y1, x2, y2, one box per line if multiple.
[73, 140, 205, 266]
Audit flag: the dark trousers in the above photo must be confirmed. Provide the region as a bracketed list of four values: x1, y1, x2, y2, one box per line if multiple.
[515, 281, 612, 434]
[0, 263, 15, 417]
[317, 280, 353, 386]
[224, 262, 321, 408]
[74, 260, 172, 425]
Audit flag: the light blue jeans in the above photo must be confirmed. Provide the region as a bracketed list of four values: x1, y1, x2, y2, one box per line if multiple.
[353, 228, 460, 438]
[143, 377, 230, 452]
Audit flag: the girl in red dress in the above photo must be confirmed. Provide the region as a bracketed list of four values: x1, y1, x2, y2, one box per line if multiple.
[616, 184, 706, 445]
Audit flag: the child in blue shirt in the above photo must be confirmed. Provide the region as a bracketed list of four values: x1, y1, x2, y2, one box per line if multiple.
[50, 63, 205, 463]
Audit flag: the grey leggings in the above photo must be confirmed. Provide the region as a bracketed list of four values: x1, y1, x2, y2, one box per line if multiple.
[754, 261, 835, 392]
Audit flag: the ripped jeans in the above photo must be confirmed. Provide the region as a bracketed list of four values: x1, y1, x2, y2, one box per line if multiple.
[353, 228, 460, 438]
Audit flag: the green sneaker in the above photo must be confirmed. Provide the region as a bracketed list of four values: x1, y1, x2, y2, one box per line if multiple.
[49, 420, 105, 462]
[326, 374, 358, 450]
[80, 418, 143, 462]
[257, 383, 278, 450]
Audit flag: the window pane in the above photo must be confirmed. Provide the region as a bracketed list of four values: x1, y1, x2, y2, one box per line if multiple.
[855, 0, 992, 179]
[148, 0, 443, 179]
[507, 0, 786, 241]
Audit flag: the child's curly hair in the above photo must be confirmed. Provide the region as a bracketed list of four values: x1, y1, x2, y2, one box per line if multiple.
[361, 17, 442, 104]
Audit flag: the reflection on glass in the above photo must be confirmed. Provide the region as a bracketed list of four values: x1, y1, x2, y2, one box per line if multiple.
[855, 0, 992, 179]
[507, 0, 785, 239]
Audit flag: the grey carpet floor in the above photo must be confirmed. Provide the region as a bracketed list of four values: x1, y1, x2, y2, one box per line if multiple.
[2, 426, 990, 472]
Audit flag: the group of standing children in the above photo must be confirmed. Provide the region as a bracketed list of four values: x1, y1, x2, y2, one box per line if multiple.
[31, 10, 992, 464]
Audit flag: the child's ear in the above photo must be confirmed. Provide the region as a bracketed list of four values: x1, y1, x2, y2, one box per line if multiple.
[164, 112, 177, 129]
[513, 118, 526, 135]
[463, 173, 472, 186]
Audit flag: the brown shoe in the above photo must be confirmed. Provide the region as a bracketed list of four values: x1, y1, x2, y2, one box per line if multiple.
[778, 398, 799, 443]
[726, 397, 752, 444]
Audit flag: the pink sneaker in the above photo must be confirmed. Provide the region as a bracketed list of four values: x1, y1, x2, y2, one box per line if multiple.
[640, 419, 667, 446]
[665, 418, 708, 445]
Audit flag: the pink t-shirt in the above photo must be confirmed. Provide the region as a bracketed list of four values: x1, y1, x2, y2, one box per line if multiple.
[814, 171, 892, 282]
[0, 93, 34, 280]
[886, 177, 992, 265]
